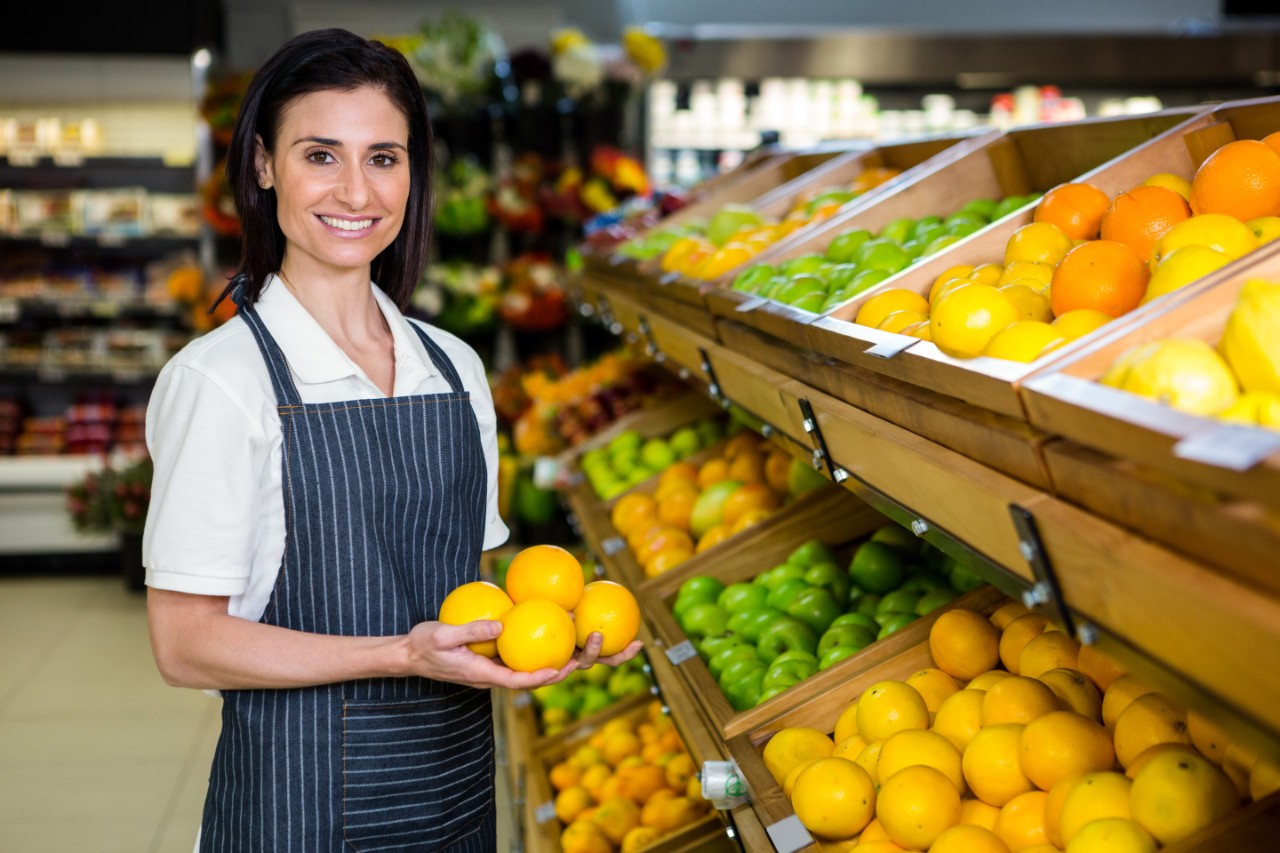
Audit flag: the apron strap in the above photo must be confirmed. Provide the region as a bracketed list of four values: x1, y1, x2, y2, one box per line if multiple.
[235, 287, 306, 408]
[406, 321, 467, 395]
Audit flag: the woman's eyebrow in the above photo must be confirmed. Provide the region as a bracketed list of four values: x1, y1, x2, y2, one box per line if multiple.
[291, 136, 407, 152]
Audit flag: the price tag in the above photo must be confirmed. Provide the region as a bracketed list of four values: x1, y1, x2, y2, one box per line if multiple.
[766, 815, 815, 853]
[664, 640, 697, 665]
[601, 536, 625, 556]
[534, 801, 557, 824]
[532, 456, 560, 490]
[511, 691, 532, 709]
[1173, 424, 1280, 471]
[866, 336, 920, 359]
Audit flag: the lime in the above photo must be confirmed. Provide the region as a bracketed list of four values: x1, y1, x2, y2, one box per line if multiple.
[869, 523, 920, 554]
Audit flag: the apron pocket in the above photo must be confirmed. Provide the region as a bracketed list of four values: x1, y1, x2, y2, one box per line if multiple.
[341, 692, 492, 851]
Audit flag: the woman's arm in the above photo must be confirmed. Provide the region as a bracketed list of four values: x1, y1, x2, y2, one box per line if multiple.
[148, 588, 584, 691]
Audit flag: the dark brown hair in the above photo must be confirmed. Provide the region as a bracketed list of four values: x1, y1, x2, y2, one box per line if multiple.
[223, 28, 432, 309]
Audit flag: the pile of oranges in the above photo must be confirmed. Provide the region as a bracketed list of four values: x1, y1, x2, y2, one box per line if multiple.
[550, 700, 712, 853]
[438, 545, 640, 672]
[608, 431, 794, 578]
[764, 596, 1274, 852]
[851, 132, 1280, 363]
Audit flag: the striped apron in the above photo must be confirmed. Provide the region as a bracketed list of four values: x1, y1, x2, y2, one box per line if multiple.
[199, 297, 495, 852]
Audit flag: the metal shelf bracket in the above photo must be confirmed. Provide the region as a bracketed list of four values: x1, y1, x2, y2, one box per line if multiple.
[1009, 504, 1097, 643]
[798, 397, 849, 484]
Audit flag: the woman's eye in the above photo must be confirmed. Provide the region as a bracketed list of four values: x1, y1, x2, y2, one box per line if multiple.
[370, 152, 399, 167]
[306, 150, 335, 164]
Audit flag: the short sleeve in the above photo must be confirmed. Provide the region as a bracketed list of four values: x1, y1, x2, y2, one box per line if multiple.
[142, 363, 265, 595]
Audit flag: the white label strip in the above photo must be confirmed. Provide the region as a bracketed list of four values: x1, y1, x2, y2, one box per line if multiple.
[766, 815, 814, 853]
[533, 801, 557, 824]
[665, 640, 697, 665]
[601, 536, 626, 556]
[1173, 424, 1280, 471]
[866, 336, 920, 359]
[531, 456, 560, 490]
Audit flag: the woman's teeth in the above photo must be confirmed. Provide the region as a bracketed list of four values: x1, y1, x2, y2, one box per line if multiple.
[320, 216, 373, 231]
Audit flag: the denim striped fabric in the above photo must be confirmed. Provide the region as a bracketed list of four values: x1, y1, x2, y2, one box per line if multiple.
[201, 299, 494, 851]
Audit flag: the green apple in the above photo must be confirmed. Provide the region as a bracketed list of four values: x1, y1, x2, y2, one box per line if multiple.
[899, 572, 949, 595]
[607, 430, 642, 455]
[785, 586, 844, 634]
[829, 612, 880, 634]
[709, 645, 763, 680]
[849, 541, 909, 594]
[869, 523, 919, 554]
[718, 582, 770, 615]
[759, 276, 789, 299]
[826, 263, 861, 290]
[582, 663, 613, 687]
[948, 561, 985, 592]
[679, 602, 730, 639]
[732, 606, 786, 644]
[775, 274, 828, 306]
[944, 211, 987, 230]
[731, 264, 776, 293]
[718, 656, 766, 687]
[607, 668, 652, 698]
[766, 578, 812, 612]
[824, 228, 874, 263]
[915, 588, 957, 615]
[779, 253, 828, 277]
[680, 575, 726, 602]
[756, 616, 819, 663]
[911, 223, 947, 248]
[759, 683, 792, 703]
[901, 239, 927, 260]
[673, 590, 718, 623]
[803, 562, 851, 606]
[854, 594, 882, 617]
[699, 634, 746, 660]
[819, 645, 863, 670]
[856, 239, 912, 274]
[762, 656, 818, 691]
[878, 217, 917, 245]
[961, 198, 998, 220]
[668, 426, 703, 460]
[877, 589, 923, 617]
[792, 291, 829, 314]
[722, 668, 766, 711]
[806, 188, 859, 216]
[876, 613, 917, 640]
[817, 623, 877, 657]
[580, 685, 613, 715]
[754, 562, 807, 590]
[625, 466, 653, 486]
[708, 204, 764, 246]
[533, 682, 579, 714]
[769, 650, 819, 668]
[640, 438, 677, 470]
[789, 539, 837, 567]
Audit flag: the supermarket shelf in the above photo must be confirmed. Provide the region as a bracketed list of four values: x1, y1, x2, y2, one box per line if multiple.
[0, 295, 184, 324]
[0, 364, 162, 384]
[0, 234, 198, 253]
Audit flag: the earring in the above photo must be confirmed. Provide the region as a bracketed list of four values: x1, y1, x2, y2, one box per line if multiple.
[260, 180, 270, 189]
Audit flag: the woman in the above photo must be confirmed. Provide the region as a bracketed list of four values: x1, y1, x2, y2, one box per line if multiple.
[144, 29, 640, 851]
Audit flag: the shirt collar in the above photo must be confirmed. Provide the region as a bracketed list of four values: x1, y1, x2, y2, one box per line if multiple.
[255, 274, 438, 391]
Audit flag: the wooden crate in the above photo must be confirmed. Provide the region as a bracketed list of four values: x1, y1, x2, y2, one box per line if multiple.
[520, 696, 735, 853]
[599, 285, 724, 363]
[1022, 242, 1280, 512]
[704, 111, 1196, 349]
[723, 587, 1280, 853]
[797, 98, 1280, 421]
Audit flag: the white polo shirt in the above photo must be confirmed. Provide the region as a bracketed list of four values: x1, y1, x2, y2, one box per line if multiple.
[142, 274, 509, 622]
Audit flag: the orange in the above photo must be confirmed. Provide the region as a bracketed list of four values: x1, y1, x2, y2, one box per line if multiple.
[762, 726, 835, 784]
[730, 507, 775, 534]
[593, 796, 642, 844]
[497, 599, 576, 672]
[664, 753, 697, 791]
[720, 482, 782, 528]
[1186, 709, 1232, 765]
[1057, 772, 1133, 846]
[635, 526, 694, 562]
[1049, 240, 1149, 319]
[628, 522, 664, 553]
[969, 670, 1013, 691]
[929, 608, 1001, 681]
[764, 451, 792, 494]
[932, 688, 986, 752]
[833, 701, 861, 745]
[782, 758, 820, 799]
[573, 580, 640, 655]
[602, 732, 642, 767]
[722, 431, 761, 459]
[1034, 182, 1112, 241]
[561, 818, 611, 853]
[1044, 771, 1084, 848]
[1102, 674, 1155, 729]
[656, 487, 698, 531]
[618, 764, 667, 804]
[620, 826, 661, 853]
[994, 789, 1049, 850]
[1064, 817, 1156, 852]
[505, 544, 586, 610]
[1018, 631, 1080, 679]
[639, 795, 701, 832]
[1076, 644, 1126, 692]
[1125, 743, 1201, 780]
[727, 449, 768, 484]
[438, 581, 514, 657]
[1019, 710, 1116, 791]
[696, 458, 731, 489]
[831, 734, 869, 762]
[990, 600, 1031, 630]
[555, 786, 595, 823]
[549, 761, 581, 792]
[877, 764, 962, 850]
[1189, 138, 1280, 221]
[1038, 668, 1103, 721]
[877, 729, 965, 792]
[657, 460, 699, 489]
[999, 612, 1048, 673]
[790, 757, 877, 840]
[611, 493, 660, 538]
[694, 525, 730, 554]
[1004, 222, 1074, 266]
[931, 824, 1011, 853]
[981, 676, 1062, 726]
[964, 724, 1035, 807]
[1264, 131, 1280, 158]
[1099, 185, 1191, 259]
[905, 667, 961, 713]
[856, 681, 931, 742]
[1112, 693, 1192, 769]
[644, 547, 691, 578]
[960, 798, 1002, 830]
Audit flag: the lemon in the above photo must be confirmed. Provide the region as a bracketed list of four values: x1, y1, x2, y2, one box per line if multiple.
[969, 263, 1008, 286]
[1101, 339, 1240, 416]
[1065, 817, 1156, 853]
[1005, 222, 1074, 266]
[930, 824, 1011, 853]
[856, 288, 930, 329]
[1149, 213, 1259, 270]
[1129, 748, 1238, 844]
[1142, 172, 1192, 201]
[933, 278, 975, 305]
[998, 283, 1054, 322]
[1052, 309, 1113, 340]
[931, 264, 975, 302]
[877, 728, 966, 792]
[1219, 391, 1280, 428]
[857, 681, 931, 742]
[1250, 755, 1280, 800]
[1058, 772, 1133, 845]
[1247, 215, 1280, 244]
[790, 757, 876, 840]
[963, 723, 1035, 807]
[932, 688, 986, 752]
[930, 284, 1020, 358]
[1140, 244, 1230, 305]
[984, 321, 1067, 363]
[833, 701, 860, 745]
[1220, 278, 1280, 394]
[762, 727, 834, 784]
[902, 320, 933, 340]
[877, 764, 962, 850]
[999, 261, 1055, 287]
[877, 309, 930, 334]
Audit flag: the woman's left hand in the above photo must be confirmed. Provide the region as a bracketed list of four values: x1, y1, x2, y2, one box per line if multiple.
[573, 632, 644, 671]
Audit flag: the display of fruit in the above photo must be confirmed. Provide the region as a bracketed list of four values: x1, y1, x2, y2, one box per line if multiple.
[546, 700, 713, 852]
[670, 524, 975, 711]
[728, 193, 1038, 314]
[578, 416, 726, 499]
[439, 544, 640, 673]
[530, 657, 655, 736]
[764, 594, 1261, 850]
[607, 431, 830, 579]
[1097, 277, 1280, 429]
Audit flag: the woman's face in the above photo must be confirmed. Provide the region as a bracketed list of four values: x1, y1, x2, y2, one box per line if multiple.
[256, 85, 411, 278]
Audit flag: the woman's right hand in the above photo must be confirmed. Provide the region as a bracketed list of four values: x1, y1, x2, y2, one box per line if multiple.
[405, 620, 578, 690]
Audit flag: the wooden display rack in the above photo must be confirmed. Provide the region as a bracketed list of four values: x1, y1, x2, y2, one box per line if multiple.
[1021, 244, 1280, 593]
[794, 97, 1280, 422]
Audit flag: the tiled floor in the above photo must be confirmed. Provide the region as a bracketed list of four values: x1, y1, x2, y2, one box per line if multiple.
[0, 576, 515, 852]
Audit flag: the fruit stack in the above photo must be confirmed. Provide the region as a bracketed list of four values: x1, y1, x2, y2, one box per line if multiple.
[529, 658, 654, 737]
[669, 525, 983, 711]
[546, 699, 714, 853]
[578, 416, 726, 499]
[762, 595, 1272, 852]
[605, 431, 831, 579]
[727, 193, 1039, 314]
[847, 133, 1280, 364]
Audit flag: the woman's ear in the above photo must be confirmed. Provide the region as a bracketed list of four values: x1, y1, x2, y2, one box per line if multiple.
[254, 134, 273, 190]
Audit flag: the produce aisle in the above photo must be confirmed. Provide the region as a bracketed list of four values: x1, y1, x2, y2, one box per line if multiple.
[494, 95, 1280, 853]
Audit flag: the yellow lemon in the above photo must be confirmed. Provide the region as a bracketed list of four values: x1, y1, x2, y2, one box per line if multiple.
[1246, 214, 1280, 244]
[998, 282, 1055, 323]
[999, 612, 1048, 673]
[1065, 817, 1156, 853]
[877, 729, 966, 792]
[831, 733, 868, 762]
[970, 263, 1008, 286]
[963, 723, 1035, 807]
[1103, 339, 1240, 417]
[1219, 391, 1280, 428]
[905, 667, 962, 713]
[1058, 772, 1132, 846]
[902, 319, 933, 340]
[877, 309, 930, 334]
[930, 283, 1020, 358]
[855, 289, 931, 329]
[932, 688, 986, 752]
[1129, 748, 1239, 844]
[999, 261, 1056, 287]
[1019, 710, 1116, 791]
[969, 669, 1014, 691]
[931, 265, 975, 303]
[1018, 631, 1081, 679]
[1005, 222, 1074, 266]
[994, 790, 1050, 850]
[833, 701, 860, 745]
[1051, 309, 1113, 340]
[762, 727, 835, 784]
[1045, 772, 1085, 847]
[1250, 754, 1280, 800]
[1139, 244, 1230, 305]
[980, 675, 1063, 726]
[1186, 709, 1232, 764]
[983, 320, 1067, 362]
[1102, 674, 1156, 729]
[1125, 743, 1201, 780]
[856, 681, 931, 742]
[931, 823, 1011, 853]
[877, 764, 962, 850]
[854, 740, 883, 779]
[1149, 213, 1259, 270]
[990, 600, 1032, 630]
[1113, 693, 1192, 770]
[782, 758, 820, 799]
[1142, 172, 1192, 201]
[929, 608, 1002, 680]
[960, 797, 1002, 830]
[790, 757, 877, 840]
[1038, 668, 1103, 721]
[1076, 644, 1127, 693]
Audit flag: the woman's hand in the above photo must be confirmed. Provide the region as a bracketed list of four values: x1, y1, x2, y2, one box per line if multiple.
[405, 620, 620, 690]
[573, 632, 645, 671]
